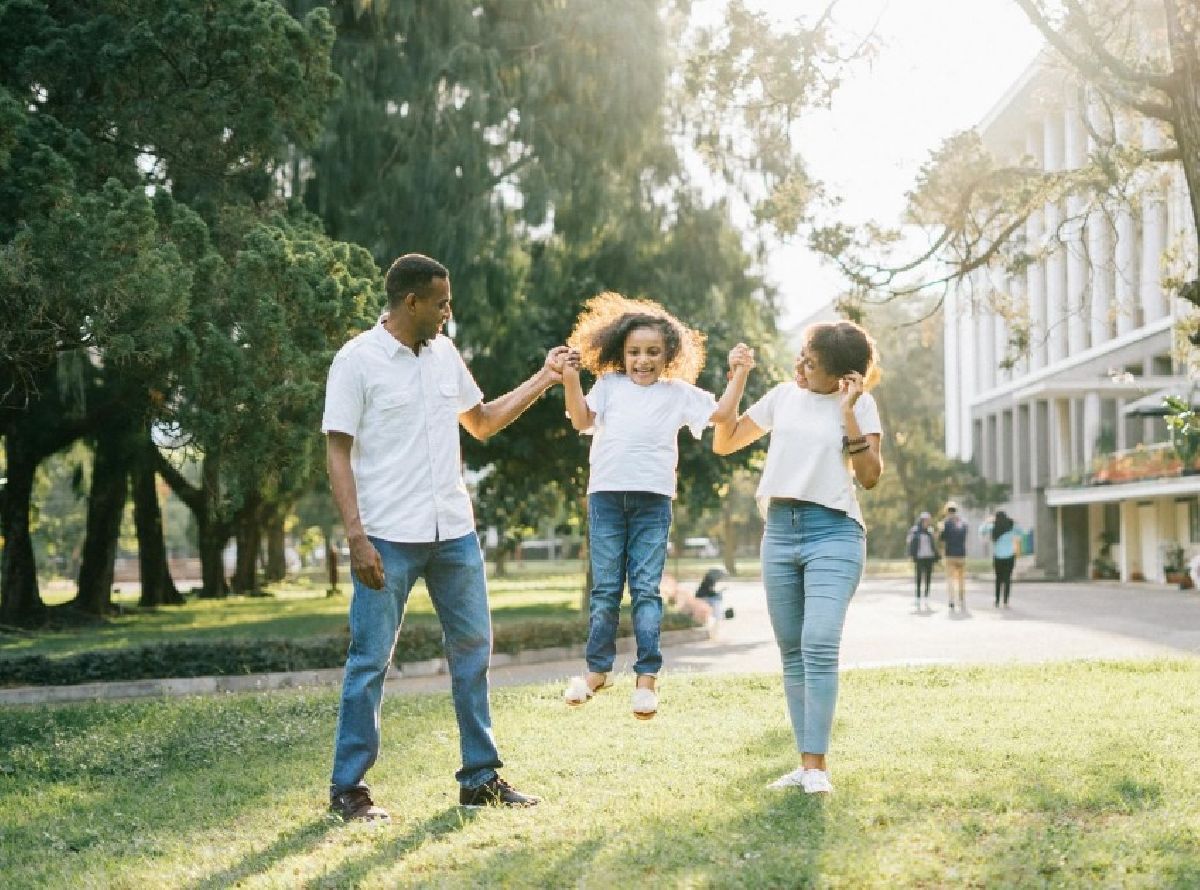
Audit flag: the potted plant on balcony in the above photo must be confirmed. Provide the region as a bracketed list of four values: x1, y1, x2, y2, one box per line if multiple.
[1162, 541, 1187, 586]
[1164, 394, 1200, 474]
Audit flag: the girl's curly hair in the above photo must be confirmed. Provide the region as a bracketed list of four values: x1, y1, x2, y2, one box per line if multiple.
[567, 292, 706, 384]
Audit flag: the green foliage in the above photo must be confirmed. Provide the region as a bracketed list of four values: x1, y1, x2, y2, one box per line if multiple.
[1163, 394, 1200, 467]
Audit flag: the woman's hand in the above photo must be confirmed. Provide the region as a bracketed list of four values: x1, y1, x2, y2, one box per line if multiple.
[839, 371, 865, 412]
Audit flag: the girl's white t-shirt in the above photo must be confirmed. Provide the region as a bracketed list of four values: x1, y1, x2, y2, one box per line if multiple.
[584, 373, 717, 498]
[746, 382, 883, 527]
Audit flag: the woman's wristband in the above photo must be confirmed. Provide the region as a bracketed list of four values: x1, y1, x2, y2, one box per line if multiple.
[842, 435, 867, 450]
[848, 444, 870, 456]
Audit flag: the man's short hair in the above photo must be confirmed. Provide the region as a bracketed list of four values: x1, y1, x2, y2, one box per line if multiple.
[385, 254, 448, 306]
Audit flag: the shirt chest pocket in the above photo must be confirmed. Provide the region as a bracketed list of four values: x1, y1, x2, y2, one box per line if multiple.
[371, 388, 416, 427]
[436, 382, 461, 415]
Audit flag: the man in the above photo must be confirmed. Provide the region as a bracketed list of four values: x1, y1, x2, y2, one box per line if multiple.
[906, 511, 938, 609]
[939, 500, 969, 612]
[322, 253, 566, 820]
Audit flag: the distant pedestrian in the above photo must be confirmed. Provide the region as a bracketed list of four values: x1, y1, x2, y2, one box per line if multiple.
[980, 510, 1019, 607]
[906, 511, 939, 608]
[939, 501, 968, 612]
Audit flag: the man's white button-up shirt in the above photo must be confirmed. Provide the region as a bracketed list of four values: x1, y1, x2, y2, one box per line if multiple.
[321, 324, 484, 543]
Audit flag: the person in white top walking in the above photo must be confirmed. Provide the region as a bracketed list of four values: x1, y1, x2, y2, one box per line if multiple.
[322, 253, 568, 820]
[558, 292, 754, 719]
[714, 320, 883, 795]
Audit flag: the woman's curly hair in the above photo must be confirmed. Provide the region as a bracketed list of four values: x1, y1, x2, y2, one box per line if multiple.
[804, 320, 883, 390]
[567, 292, 706, 384]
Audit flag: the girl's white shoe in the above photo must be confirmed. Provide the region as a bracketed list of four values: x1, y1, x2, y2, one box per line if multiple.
[563, 676, 594, 706]
[631, 687, 658, 719]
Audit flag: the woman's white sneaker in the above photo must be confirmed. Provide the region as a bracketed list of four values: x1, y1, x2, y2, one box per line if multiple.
[767, 766, 807, 789]
[767, 767, 833, 794]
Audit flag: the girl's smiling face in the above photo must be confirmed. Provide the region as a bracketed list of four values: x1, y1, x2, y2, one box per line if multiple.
[794, 345, 840, 394]
[624, 325, 667, 385]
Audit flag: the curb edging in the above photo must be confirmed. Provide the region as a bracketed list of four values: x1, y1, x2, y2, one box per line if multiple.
[0, 626, 712, 706]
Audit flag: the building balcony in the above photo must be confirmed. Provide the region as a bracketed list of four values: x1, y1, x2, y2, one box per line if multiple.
[1046, 442, 1200, 507]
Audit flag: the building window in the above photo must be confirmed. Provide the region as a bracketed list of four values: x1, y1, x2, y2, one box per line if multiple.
[1190, 500, 1200, 544]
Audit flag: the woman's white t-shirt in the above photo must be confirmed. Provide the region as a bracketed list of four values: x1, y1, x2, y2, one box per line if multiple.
[584, 373, 717, 498]
[745, 382, 883, 528]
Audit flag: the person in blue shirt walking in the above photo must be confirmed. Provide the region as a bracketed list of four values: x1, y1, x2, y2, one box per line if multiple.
[981, 510, 1020, 607]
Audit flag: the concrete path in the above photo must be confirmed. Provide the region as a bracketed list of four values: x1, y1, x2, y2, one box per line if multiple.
[6, 577, 1197, 705]
[401, 576, 1200, 695]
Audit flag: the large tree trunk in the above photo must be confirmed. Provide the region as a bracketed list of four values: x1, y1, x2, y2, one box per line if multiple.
[158, 451, 230, 598]
[131, 437, 183, 607]
[231, 493, 262, 594]
[264, 507, 287, 583]
[196, 513, 230, 599]
[0, 429, 47, 627]
[72, 431, 130, 616]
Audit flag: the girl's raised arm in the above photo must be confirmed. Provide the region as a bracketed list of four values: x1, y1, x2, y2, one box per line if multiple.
[710, 342, 755, 426]
[562, 348, 596, 432]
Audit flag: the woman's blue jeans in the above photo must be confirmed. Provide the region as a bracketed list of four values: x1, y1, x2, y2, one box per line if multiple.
[330, 533, 502, 794]
[586, 491, 672, 676]
[761, 500, 865, 755]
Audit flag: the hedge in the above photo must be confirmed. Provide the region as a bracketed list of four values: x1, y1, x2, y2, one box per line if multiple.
[0, 612, 700, 688]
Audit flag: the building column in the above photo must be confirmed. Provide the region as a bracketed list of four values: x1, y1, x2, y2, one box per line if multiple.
[1085, 90, 1114, 346]
[1082, 392, 1102, 465]
[1064, 91, 1089, 354]
[1026, 123, 1047, 369]
[1044, 110, 1067, 363]
[1051, 398, 1072, 481]
[1114, 114, 1138, 334]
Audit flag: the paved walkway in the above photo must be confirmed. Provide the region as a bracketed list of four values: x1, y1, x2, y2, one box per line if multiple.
[7, 577, 1197, 704]
[394, 576, 1200, 695]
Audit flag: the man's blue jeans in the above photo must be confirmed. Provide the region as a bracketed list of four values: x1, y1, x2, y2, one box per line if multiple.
[761, 500, 865, 755]
[586, 491, 672, 676]
[330, 533, 501, 794]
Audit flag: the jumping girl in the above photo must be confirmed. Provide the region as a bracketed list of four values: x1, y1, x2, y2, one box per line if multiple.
[560, 292, 754, 719]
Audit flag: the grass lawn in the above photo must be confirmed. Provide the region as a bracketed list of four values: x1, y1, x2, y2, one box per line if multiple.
[4, 576, 585, 660]
[2, 660, 1198, 888]
[5, 557, 753, 661]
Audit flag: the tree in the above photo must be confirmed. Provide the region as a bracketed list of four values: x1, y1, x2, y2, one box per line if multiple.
[0, 0, 359, 621]
[808, 1, 1200, 343]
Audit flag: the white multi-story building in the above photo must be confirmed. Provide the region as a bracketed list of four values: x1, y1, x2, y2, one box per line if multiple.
[945, 55, 1198, 583]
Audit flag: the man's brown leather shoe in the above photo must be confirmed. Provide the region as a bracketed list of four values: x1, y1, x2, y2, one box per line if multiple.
[330, 788, 390, 822]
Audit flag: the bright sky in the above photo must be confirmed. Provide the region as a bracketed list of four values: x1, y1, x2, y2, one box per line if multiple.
[717, 0, 1045, 326]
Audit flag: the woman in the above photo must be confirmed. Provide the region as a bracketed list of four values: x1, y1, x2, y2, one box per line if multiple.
[714, 320, 882, 795]
[982, 510, 1019, 607]
[906, 511, 939, 609]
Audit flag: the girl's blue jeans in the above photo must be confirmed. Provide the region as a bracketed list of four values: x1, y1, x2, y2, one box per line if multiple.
[586, 491, 672, 676]
[761, 499, 865, 755]
[330, 533, 502, 794]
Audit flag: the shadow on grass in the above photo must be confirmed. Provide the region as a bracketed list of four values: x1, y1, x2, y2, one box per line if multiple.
[301, 806, 476, 888]
[189, 817, 336, 890]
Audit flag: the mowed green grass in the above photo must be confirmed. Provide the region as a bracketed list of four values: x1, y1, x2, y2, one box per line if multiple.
[3, 576, 586, 659]
[2, 661, 1198, 888]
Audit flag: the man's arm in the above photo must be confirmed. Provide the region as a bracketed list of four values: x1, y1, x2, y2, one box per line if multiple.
[459, 346, 569, 442]
[326, 431, 384, 590]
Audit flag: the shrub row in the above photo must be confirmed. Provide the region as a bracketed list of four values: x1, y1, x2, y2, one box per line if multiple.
[0, 612, 699, 688]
